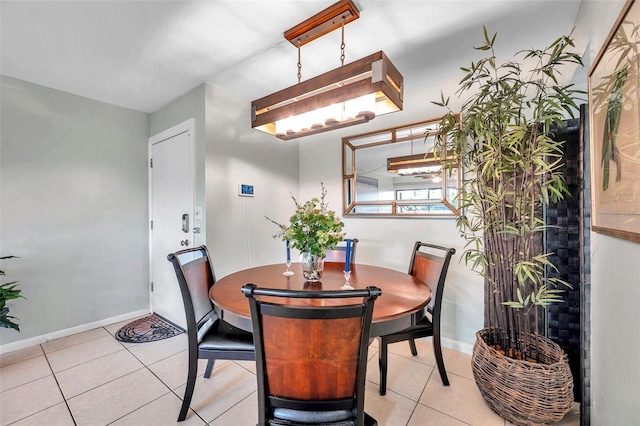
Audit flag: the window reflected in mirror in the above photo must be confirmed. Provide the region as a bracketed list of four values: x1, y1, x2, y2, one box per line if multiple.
[342, 116, 461, 217]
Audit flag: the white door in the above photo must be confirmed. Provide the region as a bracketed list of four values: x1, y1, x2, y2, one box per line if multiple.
[149, 119, 194, 329]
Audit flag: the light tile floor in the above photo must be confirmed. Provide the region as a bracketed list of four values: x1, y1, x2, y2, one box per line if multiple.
[0, 318, 580, 425]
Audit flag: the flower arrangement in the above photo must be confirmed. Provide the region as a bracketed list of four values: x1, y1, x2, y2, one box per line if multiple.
[266, 182, 345, 258]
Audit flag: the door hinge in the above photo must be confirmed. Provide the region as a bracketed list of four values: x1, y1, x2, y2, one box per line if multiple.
[151, 282, 154, 291]
[150, 220, 153, 230]
[150, 158, 153, 168]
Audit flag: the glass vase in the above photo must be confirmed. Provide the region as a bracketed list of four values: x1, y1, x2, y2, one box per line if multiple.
[301, 251, 324, 283]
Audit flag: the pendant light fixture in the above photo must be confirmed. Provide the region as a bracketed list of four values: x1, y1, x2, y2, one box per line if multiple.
[251, 0, 404, 140]
[386, 124, 448, 176]
[386, 153, 443, 176]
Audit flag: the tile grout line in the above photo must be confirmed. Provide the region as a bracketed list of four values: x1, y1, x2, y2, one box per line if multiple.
[14, 326, 142, 425]
[1, 345, 75, 425]
[137, 354, 210, 425]
[115, 331, 227, 424]
[45, 345, 130, 376]
[0, 350, 40, 369]
[53, 326, 194, 425]
[403, 371, 430, 426]
[378, 356, 482, 426]
[1, 332, 122, 424]
[41, 328, 117, 356]
[41, 343, 79, 426]
[106, 331, 199, 423]
[208, 388, 257, 425]
[4, 330, 524, 426]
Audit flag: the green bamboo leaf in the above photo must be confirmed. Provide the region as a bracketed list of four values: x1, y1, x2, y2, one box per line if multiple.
[431, 26, 585, 355]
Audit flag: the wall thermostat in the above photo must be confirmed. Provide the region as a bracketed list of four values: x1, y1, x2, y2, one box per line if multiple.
[239, 184, 254, 197]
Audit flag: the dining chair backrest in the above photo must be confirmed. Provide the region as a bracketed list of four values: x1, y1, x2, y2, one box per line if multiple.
[408, 241, 455, 317]
[168, 245, 217, 337]
[324, 238, 358, 267]
[168, 246, 255, 422]
[376, 241, 456, 395]
[242, 284, 381, 426]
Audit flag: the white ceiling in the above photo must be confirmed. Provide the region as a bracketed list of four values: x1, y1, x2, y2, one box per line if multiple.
[0, 1, 583, 114]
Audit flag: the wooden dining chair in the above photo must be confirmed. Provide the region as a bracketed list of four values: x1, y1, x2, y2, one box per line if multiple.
[167, 245, 255, 422]
[242, 283, 381, 426]
[324, 238, 358, 266]
[377, 241, 456, 395]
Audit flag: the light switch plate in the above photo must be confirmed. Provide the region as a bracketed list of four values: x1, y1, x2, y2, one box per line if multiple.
[239, 184, 254, 197]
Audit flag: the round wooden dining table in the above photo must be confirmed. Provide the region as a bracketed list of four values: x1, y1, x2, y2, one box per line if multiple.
[210, 261, 432, 337]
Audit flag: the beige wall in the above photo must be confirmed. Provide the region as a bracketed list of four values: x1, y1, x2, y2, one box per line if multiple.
[574, 0, 640, 423]
[203, 83, 300, 277]
[0, 76, 150, 348]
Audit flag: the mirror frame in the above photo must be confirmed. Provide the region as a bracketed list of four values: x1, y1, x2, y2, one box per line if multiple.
[342, 115, 461, 218]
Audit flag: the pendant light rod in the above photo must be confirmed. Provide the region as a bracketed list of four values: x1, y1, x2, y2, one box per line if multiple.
[297, 40, 302, 83]
[340, 15, 346, 66]
[284, 0, 360, 48]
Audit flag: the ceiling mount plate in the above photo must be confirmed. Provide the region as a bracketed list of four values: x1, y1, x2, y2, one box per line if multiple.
[284, 0, 360, 47]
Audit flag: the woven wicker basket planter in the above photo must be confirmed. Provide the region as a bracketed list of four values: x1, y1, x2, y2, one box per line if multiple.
[472, 329, 574, 425]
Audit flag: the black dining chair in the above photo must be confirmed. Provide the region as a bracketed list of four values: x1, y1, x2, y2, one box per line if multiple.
[242, 283, 381, 426]
[324, 238, 358, 266]
[377, 241, 455, 395]
[167, 245, 255, 422]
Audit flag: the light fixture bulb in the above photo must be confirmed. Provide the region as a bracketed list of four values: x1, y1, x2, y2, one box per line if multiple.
[344, 94, 375, 119]
[274, 95, 378, 136]
[396, 165, 442, 176]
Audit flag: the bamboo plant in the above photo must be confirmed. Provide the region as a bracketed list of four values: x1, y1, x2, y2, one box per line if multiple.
[434, 28, 584, 360]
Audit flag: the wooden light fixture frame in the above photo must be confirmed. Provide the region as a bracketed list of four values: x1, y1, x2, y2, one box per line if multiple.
[251, 0, 404, 140]
[386, 153, 442, 174]
[251, 51, 403, 140]
[284, 0, 360, 47]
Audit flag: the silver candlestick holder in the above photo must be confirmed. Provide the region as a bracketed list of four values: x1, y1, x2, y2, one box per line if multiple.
[340, 270, 354, 290]
[283, 261, 294, 276]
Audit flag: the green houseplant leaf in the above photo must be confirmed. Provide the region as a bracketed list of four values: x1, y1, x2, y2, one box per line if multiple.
[0, 256, 24, 331]
[432, 27, 583, 359]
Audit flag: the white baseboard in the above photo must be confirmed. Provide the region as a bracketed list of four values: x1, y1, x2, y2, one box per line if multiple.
[0, 309, 149, 355]
[441, 336, 474, 355]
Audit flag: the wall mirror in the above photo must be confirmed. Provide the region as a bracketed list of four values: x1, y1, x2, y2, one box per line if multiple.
[342, 115, 461, 217]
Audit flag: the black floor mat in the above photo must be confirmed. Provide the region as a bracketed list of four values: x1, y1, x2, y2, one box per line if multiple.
[115, 314, 183, 343]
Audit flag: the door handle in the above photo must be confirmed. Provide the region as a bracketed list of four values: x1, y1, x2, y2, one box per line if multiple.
[181, 214, 189, 233]
[180, 239, 189, 246]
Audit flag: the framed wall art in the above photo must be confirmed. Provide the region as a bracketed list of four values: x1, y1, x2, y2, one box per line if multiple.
[588, 0, 640, 242]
